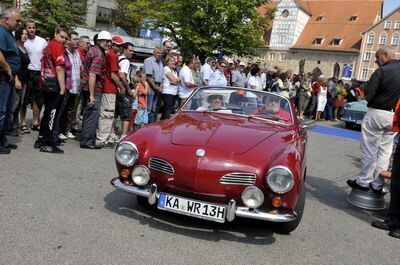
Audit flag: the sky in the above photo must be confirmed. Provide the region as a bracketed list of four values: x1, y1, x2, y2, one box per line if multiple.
[384, 0, 399, 16]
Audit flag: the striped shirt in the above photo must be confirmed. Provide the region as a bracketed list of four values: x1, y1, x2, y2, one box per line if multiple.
[81, 45, 106, 93]
[65, 48, 81, 94]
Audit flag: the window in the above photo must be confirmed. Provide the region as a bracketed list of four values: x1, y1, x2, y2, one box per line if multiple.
[396, 21, 400, 29]
[364, 52, 371, 61]
[316, 16, 324, 21]
[349, 16, 358, 21]
[361, 69, 368, 80]
[330, 39, 342, 46]
[379, 33, 387, 45]
[384, 21, 392, 29]
[268, 53, 275, 61]
[281, 9, 289, 18]
[313, 38, 324, 45]
[280, 53, 287, 62]
[392, 34, 399, 45]
[367, 33, 375, 44]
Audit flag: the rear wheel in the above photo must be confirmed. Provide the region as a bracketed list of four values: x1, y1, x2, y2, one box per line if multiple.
[274, 187, 305, 234]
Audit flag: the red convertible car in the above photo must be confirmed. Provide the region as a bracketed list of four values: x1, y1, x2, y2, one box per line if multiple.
[111, 87, 310, 233]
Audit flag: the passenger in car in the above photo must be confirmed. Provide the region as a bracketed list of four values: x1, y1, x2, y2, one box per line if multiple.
[251, 96, 291, 122]
[196, 94, 232, 113]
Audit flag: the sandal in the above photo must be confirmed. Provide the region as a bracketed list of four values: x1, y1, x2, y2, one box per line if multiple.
[21, 125, 30, 134]
[30, 124, 40, 131]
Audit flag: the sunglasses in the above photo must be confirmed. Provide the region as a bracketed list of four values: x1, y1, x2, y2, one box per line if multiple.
[221, 65, 227, 68]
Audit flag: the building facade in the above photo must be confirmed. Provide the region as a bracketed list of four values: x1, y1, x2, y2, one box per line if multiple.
[258, 0, 383, 79]
[356, 7, 400, 81]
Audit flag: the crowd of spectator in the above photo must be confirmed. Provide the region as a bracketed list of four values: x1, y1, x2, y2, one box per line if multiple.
[0, 6, 366, 155]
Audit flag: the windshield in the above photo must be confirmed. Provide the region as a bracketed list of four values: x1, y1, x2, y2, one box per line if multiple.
[181, 87, 293, 124]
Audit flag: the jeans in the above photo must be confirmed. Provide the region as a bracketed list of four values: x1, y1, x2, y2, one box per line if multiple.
[323, 97, 334, 120]
[147, 87, 160, 123]
[0, 72, 13, 147]
[80, 92, 102, 146]
[161, 93, 176, 120]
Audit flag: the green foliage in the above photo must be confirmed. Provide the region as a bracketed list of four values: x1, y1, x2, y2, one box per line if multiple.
[145, 0, 273, 59]
[113, 0, 158, 37]
[21, 0, 86, 37]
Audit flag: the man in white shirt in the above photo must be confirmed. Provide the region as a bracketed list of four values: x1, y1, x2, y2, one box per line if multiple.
[24, 19, 47, 132]
[143, 47, 163, 123]
[209, 61, 228, 87]
[199, 56, 215, 86]
[178, 55, 198, 102]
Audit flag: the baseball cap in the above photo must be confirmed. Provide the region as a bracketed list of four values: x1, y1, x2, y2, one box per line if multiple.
[239, 62, 246, 67]
[112, 35, 124, 45]
[97, 31, 112, 41]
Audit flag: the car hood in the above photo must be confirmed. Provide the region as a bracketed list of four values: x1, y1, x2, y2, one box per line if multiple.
[346, 100, 368, 112]
[167, 113, 282, 154]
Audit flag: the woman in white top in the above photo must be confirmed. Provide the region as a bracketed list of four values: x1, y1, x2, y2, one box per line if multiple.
[247, 66, 260, 90]
[315, 82, 328, 121]
[161, 55, 180, 120]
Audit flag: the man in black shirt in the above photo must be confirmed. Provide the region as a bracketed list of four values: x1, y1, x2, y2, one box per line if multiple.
[347, 46, 400, 193]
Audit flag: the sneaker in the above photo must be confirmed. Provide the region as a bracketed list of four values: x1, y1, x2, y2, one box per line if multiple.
[65, 131, 76, 139]
[34, 138, 43, 149]
[40, 145, 64, 154]
[346, 179, 369, 192]
[0, 146, 11, 154]
[58, 133, 68, 140]
[108, 133, 120, 143]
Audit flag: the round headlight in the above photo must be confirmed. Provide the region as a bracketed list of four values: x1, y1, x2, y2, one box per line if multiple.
[266, 166, 294, 194]
[132, 165, 150, 186]
[115, 142, 139, 167]
[241, 186, 264, 208]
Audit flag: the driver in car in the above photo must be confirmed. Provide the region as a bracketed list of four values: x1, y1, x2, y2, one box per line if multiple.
[196, 94, 232, 113]
[252, 96, 291, 121]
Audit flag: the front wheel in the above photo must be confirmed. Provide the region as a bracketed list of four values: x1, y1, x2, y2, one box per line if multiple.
[274, 187, 306, 234]
[345, 122, 353, 129]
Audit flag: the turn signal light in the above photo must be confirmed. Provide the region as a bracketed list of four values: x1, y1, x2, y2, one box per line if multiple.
[272, 196, 282, 208]
[120, 168, 130, 178]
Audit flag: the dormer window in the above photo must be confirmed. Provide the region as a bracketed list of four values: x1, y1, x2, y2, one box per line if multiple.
[313, 38, 324, 45]
[349, 16, 358, 21]
[316, 16, 324, 21]
[330, 39, 342, 46]
[281, 9, 289, 18]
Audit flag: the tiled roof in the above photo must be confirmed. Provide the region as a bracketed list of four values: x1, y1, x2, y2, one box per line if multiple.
[292, 0, 383, 52]
[295, 0, 311, 15]
[361, 5, 400, 34]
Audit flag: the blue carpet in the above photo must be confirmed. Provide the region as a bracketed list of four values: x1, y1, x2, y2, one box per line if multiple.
[310, 125, 361, 141]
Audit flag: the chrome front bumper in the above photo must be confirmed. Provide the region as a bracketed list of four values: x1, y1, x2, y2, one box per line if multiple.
[111, 178, 297, 223]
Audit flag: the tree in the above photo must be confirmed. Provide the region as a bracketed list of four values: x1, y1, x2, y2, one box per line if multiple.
[113, 0, 157, 37]
[147, 0, 273, 60]
[21, 0, 86, 37]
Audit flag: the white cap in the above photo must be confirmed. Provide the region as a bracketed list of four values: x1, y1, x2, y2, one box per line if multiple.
[97, 31, 112, 41]
[239, 62, 246, 66]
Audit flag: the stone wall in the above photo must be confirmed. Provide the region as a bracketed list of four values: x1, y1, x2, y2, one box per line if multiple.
[258, 48, 359, 79]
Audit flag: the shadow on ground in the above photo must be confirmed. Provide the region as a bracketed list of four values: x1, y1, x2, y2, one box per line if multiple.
[306, 175, 387, 223]
[104, 190, 278, 245]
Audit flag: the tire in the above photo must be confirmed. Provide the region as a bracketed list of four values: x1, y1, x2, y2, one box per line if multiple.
[274, 187, 306, 234]
[345, 122, 353, 129]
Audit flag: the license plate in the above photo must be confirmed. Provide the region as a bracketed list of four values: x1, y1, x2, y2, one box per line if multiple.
[157, 193, 226, 223]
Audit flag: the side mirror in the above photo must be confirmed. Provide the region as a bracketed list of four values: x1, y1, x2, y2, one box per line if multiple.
[299, 120, 316, 130]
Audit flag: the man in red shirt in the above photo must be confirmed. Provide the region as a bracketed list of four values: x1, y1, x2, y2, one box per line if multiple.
[37, 24, 68, 154]
[80, 31, 111, 149]
[96, 35, 124, 148]
[77, 35, 90, 63]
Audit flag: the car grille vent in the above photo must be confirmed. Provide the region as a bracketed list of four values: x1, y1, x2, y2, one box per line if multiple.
[148, 157, 174, 175]
[220, 173, 257, 185]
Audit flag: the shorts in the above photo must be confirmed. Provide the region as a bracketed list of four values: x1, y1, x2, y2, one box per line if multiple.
[25, 70, 43, 106]
[115, 94, 132, 121]
[135, 107, 148, 125]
